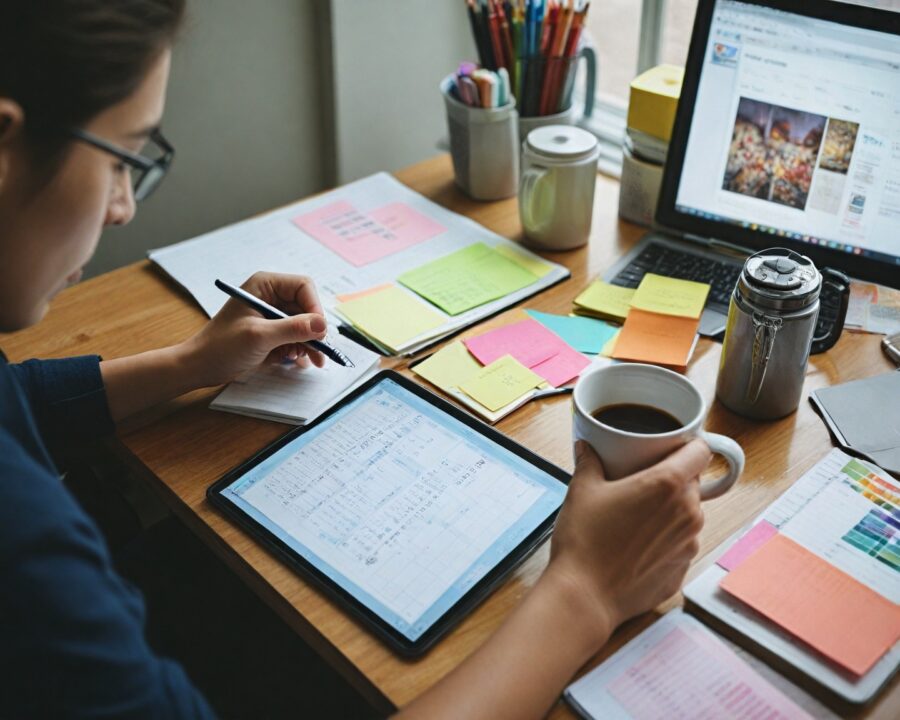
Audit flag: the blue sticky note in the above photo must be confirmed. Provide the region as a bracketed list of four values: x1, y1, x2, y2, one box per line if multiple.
[525, 310, 619, 355]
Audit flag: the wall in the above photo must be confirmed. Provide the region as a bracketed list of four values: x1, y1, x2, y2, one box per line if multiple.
[327, 0, 471, 183]
[86, 0, 331, 277]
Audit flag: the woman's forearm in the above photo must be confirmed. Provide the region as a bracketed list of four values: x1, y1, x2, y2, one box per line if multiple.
[395, 567, 612, 720]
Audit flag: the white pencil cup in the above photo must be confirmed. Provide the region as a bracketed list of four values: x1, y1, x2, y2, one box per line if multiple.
[519, 125, 599, 250]
[441, 75, 520, 201]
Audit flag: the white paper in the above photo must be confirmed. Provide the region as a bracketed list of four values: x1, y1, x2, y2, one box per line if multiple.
[149, 173, 568, 353]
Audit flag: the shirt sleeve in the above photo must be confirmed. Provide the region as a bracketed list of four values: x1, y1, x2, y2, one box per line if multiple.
[0, 449, 217, 719]
[7, 356, 115, 454]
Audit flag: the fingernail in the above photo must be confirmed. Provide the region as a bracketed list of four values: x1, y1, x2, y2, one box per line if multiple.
[311, 315, 326, 334]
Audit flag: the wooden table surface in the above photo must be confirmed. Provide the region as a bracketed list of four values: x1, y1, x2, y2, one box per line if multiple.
[3, 154, 897, 718]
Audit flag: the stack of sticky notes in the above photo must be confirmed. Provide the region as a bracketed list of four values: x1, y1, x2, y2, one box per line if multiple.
[573, 274, 710, 370]
[333, 242, 556, 355]
[413, 313, 596, 423]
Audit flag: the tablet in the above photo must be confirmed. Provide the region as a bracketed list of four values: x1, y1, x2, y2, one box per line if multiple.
[208, 370, 570, 656]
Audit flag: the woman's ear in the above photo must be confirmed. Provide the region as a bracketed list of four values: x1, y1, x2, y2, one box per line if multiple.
[0, 99, 25, 190]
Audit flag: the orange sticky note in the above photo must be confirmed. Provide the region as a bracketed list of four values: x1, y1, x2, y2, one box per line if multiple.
[335, 283, 394, 303]
[720, 534, 900, 677]
[611, 309, 699, 368]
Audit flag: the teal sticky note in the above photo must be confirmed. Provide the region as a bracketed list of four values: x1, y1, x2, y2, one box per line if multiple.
[525, 310, 619, 354]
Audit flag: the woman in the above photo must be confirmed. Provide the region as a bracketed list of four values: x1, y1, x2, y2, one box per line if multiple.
[0, 2, 709, 718]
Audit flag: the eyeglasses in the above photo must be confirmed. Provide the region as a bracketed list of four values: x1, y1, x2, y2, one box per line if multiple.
[68, 127, 175, 201]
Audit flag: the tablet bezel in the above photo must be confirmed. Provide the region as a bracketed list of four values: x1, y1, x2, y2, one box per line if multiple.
[207, 369, 571, 657]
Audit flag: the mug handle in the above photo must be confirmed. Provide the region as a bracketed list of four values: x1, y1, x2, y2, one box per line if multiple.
[578, 43, 597, 120]
[698, 431, 745, 500]
[520, 167, 553, 233]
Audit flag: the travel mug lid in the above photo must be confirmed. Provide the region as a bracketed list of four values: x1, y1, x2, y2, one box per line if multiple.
[738, 248, 821, 312]
[525, 125, 598, 161]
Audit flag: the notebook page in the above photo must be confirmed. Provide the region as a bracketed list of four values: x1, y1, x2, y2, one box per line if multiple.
[565, 610, 812, 720]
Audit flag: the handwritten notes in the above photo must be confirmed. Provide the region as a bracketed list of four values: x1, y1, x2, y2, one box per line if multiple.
[459, 355, 544, 411]
[336, 285, 444, 352]
[293, 200, 445, 267]
[630, 273, 711, 319]
[465, 318, 590, 387]
[411, 342, 482, 393]
[720, 534, 900, 677]
[611, 309, 699, 368]
[573, 281, 635, 322]
[399, 243, 539, 315]
[525, 310, 619, 354]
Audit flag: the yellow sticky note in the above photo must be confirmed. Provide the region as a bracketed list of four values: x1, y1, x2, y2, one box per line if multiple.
[573, 281, 635, 322]
[600, 329, 620, 357]
[412, 342, 482, 392]
[337, 285, 444, 352]
[494, 244, 555, 278]
[630, 273, 710, 319]
[459, 355, 543, 412]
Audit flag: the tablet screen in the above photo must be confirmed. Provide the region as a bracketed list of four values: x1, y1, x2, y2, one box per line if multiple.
[216, 376, 567, 642]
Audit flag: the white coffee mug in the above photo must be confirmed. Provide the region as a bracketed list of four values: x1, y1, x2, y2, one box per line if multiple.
[573, 363, 744, 500]
[519, 125, 599, 250]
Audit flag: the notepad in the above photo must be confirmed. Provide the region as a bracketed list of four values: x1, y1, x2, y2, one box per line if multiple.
[525, 310, 619, 354]
[720, 534, 900, 677]
[611, 309, 699, 368]
[336, 285, 445, 352]
[459, 355, 544, 411]
[398, 242, 539, 315]
[564, 609, 813, 720]
[210, 330, 380, 424]
[630, 273, 710, 319]
[573, 281, 635, 322]
[494, 244, 554, 278]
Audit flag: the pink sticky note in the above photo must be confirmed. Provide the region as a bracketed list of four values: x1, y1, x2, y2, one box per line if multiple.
[531, 343, 591, 387]
[293, 200, 445, 267]
[464, 318, 562, 368]
[717, 520, 778, 572]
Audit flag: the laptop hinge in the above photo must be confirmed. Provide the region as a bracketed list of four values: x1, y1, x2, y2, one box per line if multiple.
[683, 233, 753, 258]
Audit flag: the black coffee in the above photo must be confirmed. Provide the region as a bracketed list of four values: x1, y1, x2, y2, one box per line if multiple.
[591, 403, 683, 434]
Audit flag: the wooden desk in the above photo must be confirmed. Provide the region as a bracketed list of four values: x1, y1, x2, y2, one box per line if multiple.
[3, 154, 897, 718]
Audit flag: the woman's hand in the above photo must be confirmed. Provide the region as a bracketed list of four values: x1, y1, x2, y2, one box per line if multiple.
[179, 271, 328, 389]
[544, 439, 710, 643]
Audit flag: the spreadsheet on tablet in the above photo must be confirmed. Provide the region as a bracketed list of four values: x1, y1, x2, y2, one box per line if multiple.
[218, 378, 567, 641]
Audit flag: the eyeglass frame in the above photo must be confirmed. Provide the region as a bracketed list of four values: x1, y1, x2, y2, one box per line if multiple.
[67, 127, 175, 201]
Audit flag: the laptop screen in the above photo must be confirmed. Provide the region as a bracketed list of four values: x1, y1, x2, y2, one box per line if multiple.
[658, 0, 900, 286]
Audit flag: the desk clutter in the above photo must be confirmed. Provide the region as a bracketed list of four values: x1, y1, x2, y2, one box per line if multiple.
[684, 449, 900, 706]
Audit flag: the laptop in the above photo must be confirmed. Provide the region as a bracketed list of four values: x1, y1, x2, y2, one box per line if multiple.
[606, 0, 900, 337]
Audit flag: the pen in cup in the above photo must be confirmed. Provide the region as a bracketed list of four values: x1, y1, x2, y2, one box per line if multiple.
[214, 279, 354, 368]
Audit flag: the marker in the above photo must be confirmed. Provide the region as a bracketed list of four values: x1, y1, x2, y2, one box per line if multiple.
[214, 279, 354, 368]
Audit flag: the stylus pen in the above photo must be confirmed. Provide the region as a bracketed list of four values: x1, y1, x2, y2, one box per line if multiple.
[214, 279, 354, 368]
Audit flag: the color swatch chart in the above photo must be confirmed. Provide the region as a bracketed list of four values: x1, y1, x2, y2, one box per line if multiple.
[841, 458, 900, 573]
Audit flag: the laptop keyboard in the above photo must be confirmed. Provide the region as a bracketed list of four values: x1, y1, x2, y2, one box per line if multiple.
[609, 242, 742, 309]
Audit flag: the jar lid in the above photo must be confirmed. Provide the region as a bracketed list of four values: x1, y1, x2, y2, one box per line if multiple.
[525, 125, 598, 161]
[738, 248, 821, 312]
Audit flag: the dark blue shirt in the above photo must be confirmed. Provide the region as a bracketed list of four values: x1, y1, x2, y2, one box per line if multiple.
[0, 353, 215, 719]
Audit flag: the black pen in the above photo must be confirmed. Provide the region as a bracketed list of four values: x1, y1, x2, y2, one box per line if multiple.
[214, 279, 354, 368]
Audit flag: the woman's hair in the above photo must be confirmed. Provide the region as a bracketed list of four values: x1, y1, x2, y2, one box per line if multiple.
[0, 0, 186, 160]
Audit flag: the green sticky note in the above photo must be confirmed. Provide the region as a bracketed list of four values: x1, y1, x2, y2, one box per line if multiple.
[398, 242, 539, 315]
[630, 273, 710, 319]
[573, 281, 635, 322]
[412, 342, 482, 392]
[459, 355, 543, 412]
[337, 285, 444, 352]
[494, 244, 555, 278]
